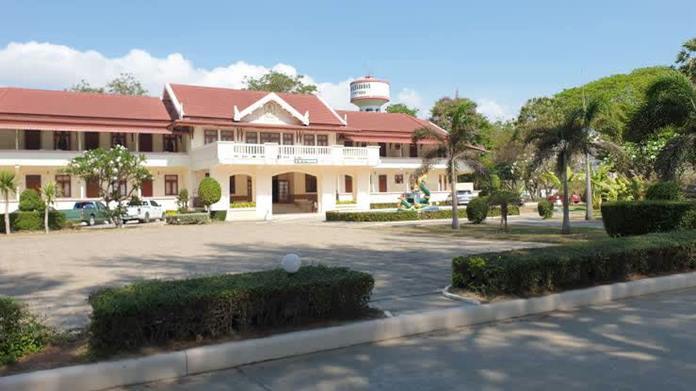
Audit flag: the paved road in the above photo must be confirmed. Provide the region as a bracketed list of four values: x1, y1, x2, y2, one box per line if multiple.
[127, 288, 696, 391]
[0, 218, 544, 329]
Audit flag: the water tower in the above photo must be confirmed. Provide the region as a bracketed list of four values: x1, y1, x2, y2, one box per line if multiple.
[350, 76, 390, 112]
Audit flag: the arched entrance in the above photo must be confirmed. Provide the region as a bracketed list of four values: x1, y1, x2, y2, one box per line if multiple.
[272, 172, 318, 214]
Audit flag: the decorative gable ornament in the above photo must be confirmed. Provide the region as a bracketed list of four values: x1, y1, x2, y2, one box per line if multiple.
[232, 92, 309, 126]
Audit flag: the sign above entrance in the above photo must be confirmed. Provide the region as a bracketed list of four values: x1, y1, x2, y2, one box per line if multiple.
[294, 157, 318, 164]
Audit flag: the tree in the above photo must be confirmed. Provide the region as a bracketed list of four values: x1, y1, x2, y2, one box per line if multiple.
[627, 73, 696, 180]
[244, 71, 317, 94]
[65, 146, 151, 227]
[488, 191, 521, 232]
[414, 100, 487, 229]
[676, 37, 696, 84]
[68, 73, 147, 96]
[577, 96, 609, 220]
[41, 182, 57, 234]
[0, 171, 17, 235]
[198, 177, 221, 211]
[386, 103, 419, 116]
[526, 105, 624, 234]
[69, 80, 105, 93]
[106, 73, 148, 95]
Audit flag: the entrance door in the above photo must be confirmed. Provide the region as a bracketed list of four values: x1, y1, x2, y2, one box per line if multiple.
[25, 130, 41, 150]
[277, 180, 290, 202]
[378, 175, 388, 193]
[139, 134, 153, 152]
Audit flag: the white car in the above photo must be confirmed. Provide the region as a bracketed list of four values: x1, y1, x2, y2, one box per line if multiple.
[447, 190, 474, 205]
[122, 200, 164, 223]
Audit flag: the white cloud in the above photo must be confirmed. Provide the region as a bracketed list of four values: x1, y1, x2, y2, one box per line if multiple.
[394, 88, 427, 117]
[0, 41, 365, 111]
[475, 98, 514, 121]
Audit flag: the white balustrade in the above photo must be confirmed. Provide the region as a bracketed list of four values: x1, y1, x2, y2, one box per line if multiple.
[193, 142, 380, 167]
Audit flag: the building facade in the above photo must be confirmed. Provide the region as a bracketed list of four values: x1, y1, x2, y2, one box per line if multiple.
[0, 83, 454, 220]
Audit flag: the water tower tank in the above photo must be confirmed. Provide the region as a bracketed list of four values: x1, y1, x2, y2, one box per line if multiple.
[350, 76, 390, 112]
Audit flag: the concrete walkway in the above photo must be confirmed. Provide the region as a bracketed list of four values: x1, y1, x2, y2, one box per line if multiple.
[0, 219, 544, 329]
[127, 288, 696, 390]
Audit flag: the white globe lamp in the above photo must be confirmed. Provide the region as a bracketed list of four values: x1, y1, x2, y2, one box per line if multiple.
[281, 253, 301, 273]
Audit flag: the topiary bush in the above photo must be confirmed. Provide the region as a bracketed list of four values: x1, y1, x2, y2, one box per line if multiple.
[601, 200, 696, 236]
[452, 230, 696, 297]
[18, 189, 44, 212]
[537, 199, 554, 219]
[88, 266, 374, 353]
[680, 208, 696, 230]
[1, 296, 51, 365]
[198, 177, 222, 210]
[645, 181, 683, 200]
[210, 210, 227, 221]
[466, 197, 489, 224]
[230, 201, 256, 208]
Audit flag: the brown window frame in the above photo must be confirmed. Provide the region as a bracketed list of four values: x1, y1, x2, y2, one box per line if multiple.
[220, 130, 235, 141]
[305, 174, 317, 193]
[378, 175, 388, 193]
[245, 132, 259, 144]
[204, 130, 218, 145]
[84, 132, 100, 150]
[54, 131, 71, 151]
[56, 175, 71, 198]
[282, 133, 294, 145]
[316, 134, 328, 146]
[409, 143, 418, 158]
[24, 130, 42, 150]
[25, 175, 42, 193]
[395, 174, 404, 185]
[303, 134, 315, 146]
[164, 175, 178, 196]
[141, 179, 153, 197]
[260, 132, 280, 144]
[344, 175, 353, 193]
[86, 178, 100, 198]
[163, 134, 179, 152]
[111, 133, 127, 148]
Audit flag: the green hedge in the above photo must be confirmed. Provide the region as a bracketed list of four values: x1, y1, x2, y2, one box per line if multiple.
[645, 181, 683, 200]
[537, 199, 554, 219]
[601, 201, 696, 236]
[164, 212, 211, 225]
[0, 211, 65, 233]
[210, 210, 227, 221]
[326, 206, 519, 222]
[452, 230, 696, 297]
[88, 266, 374, 353]
[466, 197, 489, 224]
[1, 296, 51, 365]
[230, 202, 256, 208]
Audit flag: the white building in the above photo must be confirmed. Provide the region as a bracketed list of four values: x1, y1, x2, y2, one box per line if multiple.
[0, 82, 455, 220]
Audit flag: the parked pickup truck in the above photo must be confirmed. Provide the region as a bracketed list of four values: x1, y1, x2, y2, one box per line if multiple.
[122, 200, 164, 223]
[60, 201, 111, 226]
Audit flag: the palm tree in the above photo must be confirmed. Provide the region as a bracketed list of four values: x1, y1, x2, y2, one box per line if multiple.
[413, 100, 487, 229]
[0, 171, 17, 235]
[578, 96, 606, 220]
[526, 102, 624, 234]
[41, 182, 57, 234]
[627, 73, 696, 179]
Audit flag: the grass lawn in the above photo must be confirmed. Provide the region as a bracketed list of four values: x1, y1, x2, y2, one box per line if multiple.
[405, 222, 608, 244]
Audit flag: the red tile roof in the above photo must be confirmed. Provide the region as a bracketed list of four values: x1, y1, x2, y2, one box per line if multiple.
[168, 84, 346, 126]
[337, 110, 447, 143]
[0, 87, 172, 133]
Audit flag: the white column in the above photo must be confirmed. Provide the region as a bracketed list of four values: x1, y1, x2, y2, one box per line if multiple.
[15, 130, 19, 150]
[319, 170, 337, 213]
[79, 180, 86, 199]
[255, 168, 273, 220]
[356, 170, 371, 210]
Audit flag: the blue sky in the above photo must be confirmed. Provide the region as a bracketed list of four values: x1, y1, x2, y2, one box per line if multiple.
[1, 1, 694, 119]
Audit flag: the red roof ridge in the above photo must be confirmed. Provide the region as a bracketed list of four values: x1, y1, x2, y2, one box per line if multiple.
[0, 86, 161, 101]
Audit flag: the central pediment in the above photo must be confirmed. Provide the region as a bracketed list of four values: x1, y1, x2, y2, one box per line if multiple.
[233, 92, 309, 126]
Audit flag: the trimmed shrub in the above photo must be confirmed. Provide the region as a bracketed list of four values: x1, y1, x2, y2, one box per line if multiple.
[164, 212, 210, 225]
[452, 230, 696, 296]
[466, 197, 489, 224]
[18, 189, 44, 212]
[680, 209, 696, 230]
[645, 181, 683, 200]
[198, 177, 222, 209]
[88, 266, 374, 353]
[1, 296, 51, 365]
[0, 211, 65, 233]
[210, 210, 227, 221]
[336, 200, 357, 205]
[325, 205, 517, 222]
[537, 199, 554, 219]
[601, 200, 696, 236]
[230, 202, 256, 208]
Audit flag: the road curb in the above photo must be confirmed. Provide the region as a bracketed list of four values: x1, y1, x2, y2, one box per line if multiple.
[3, 271, 696, 390]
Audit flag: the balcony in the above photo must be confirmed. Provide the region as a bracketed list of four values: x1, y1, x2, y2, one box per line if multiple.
[0, 149, 190, 168]
[191, 142, 381, 169]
